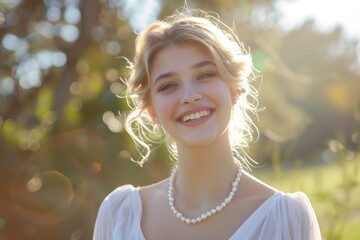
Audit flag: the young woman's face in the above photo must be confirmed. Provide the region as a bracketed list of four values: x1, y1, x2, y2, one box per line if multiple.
[148, 43, 234, 148]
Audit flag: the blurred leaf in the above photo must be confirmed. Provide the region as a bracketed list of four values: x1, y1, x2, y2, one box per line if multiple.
[252, 48, 268, 72]
[64, 99, 82, 126]
[36, 87, 53, 119]
[325, 81, 353, 112]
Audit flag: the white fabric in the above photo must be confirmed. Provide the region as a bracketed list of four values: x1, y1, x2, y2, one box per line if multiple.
[93, 185, 322, 240]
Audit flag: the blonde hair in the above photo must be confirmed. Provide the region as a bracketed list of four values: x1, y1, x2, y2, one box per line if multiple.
[123, 9, 259, 167]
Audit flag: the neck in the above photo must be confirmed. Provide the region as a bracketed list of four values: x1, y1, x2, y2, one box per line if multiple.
[174, 135, 239, 205]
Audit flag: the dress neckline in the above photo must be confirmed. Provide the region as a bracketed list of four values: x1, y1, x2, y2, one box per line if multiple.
[131, 186, 281, 240]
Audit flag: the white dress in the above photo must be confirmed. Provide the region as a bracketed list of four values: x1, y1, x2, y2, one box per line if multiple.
[93, 185, 322, 240]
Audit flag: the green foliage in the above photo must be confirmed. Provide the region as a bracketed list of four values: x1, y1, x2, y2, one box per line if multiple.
[0, 0, 359, 239]
[254, 122, 360, 240]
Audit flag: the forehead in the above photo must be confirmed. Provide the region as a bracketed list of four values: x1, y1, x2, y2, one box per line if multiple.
[150, 43, 214, 80]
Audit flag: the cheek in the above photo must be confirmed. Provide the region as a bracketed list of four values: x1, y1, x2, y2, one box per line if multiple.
[209, 82, 233, 102]
[152, 94, 177, 118]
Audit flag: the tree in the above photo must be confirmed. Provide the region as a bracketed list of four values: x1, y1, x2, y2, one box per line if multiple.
[0, 0, 358, 238]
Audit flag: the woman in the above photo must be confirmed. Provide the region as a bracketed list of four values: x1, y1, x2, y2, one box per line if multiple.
[93, 9, 322, 240]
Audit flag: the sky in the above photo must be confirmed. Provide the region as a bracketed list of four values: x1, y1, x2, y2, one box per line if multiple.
[275, 0, 360, 41]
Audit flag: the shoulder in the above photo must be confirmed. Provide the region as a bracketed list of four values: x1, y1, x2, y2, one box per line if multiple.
[275, 192, 322, 239]
[139, 179, 168, 196]
[239, 173, 278, 203]
[139, 179, 168, 209]
[241, 173, 315, 221]
[102, 184, 137, 207]
[97, 184, 140, 220]
[278, 192, 316, 218]
[93, 185, 140, 239]
[241, 174, 321, 239]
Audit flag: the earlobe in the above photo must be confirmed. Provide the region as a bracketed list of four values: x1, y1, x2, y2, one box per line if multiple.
[147, 106, 159, 124]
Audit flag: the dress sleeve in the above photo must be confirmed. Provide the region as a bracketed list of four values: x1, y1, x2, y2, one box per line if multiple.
[92, 185, 136, 240]
[282, 192, 322, 240]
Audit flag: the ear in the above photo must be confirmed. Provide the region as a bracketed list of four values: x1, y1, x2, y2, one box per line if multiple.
[147, 105, 159, 124]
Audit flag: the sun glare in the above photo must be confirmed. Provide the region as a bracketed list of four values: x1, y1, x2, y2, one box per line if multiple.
[276, 0, 360, 40]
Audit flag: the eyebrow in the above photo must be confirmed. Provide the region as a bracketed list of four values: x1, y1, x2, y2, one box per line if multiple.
[193, 60, 216, 69]
[153, 60, 216, 85]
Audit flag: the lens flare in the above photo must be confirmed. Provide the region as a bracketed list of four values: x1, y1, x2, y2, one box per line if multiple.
[10, 129, 107, 226]
[11, 171, 74, 225]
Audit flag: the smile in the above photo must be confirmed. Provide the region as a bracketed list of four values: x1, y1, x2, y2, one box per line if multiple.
[177, 107, 215, 125]
[181, 110, 211, 122]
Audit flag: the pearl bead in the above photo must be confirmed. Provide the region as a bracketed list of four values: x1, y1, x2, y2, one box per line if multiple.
[168, 163, 243, 224]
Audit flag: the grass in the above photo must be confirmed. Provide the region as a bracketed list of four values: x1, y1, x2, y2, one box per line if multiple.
[252, 156, 360, 240]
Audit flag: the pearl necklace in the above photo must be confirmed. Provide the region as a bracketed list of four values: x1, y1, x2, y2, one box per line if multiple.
[168, 163, 243, 224]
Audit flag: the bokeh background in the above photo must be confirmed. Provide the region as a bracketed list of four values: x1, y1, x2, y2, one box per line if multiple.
[1, 0, 359, 239]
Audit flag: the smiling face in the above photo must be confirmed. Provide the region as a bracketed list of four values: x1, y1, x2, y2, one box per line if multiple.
[148, 43, 234, 149]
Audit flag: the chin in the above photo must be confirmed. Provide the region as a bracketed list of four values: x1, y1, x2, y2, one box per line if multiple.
[178, 135, 220, 148]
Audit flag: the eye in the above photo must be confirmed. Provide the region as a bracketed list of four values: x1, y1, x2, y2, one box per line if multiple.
[158, 82, 177, 92]
[197, 71, 216, 80]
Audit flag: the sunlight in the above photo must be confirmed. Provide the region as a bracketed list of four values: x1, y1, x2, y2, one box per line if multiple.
[276, 0, 360, 40]
[119, 0, 161, 31]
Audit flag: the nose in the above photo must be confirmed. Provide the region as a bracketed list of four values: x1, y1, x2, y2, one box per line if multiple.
[180, 86, 202, 105]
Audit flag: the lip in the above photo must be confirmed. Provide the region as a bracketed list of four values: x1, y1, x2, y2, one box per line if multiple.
[176, 106, 215, 126]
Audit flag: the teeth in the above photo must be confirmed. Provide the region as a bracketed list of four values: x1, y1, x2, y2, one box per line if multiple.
[181, 110, 211, 122]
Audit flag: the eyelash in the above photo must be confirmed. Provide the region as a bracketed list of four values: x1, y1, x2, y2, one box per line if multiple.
[157, 72, 216, 92]
[158, 83, 177, 92]
[197, 72, 216, 80]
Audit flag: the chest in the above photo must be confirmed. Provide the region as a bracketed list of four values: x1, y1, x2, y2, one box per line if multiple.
[141, 198, 261, 240]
